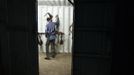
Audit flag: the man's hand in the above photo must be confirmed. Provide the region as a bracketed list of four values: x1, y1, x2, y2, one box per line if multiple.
[44, 12, 50, 17]
[47, 13, 53, 19]
[46, 12, 49, 14]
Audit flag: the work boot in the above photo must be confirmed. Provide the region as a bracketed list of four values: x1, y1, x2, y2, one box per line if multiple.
[44, 57, 50, 60]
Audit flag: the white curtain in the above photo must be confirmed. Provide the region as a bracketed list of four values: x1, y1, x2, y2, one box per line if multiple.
[38, 5, 73, 53]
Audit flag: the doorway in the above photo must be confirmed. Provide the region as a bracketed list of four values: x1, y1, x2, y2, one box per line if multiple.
[37, 0, 74, 75]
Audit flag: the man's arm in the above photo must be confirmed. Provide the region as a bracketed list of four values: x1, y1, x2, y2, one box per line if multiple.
[44, 12, 53, 20]
[47, 13, 53, 20]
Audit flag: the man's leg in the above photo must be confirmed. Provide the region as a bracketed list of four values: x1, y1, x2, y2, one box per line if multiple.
[45, 39, 50, 60]
[51, 39, 56, 58]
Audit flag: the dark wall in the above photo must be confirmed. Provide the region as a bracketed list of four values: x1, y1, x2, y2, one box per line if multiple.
[111, 1, 133, 75]
[0, 0, 132, 75]
[0, 0, 38, 75]
[73, 0, 112, 75]
[7, 0, 38, 75]
[0, 0, 8, 74]
[73, 0, 132, 75]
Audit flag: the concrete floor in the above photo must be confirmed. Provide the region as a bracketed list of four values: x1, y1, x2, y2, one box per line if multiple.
[39, 52, 72, 75]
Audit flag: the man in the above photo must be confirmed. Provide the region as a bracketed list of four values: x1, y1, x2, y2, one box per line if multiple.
[45, 13, 56, 60]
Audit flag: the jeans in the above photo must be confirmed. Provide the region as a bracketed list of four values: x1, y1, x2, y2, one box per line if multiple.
[46, 39, 56, 58]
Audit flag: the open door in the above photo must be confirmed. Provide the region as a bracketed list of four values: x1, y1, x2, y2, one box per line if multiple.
[37, 0, 74, 75]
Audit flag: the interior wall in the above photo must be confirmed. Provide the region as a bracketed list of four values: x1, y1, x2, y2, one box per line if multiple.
[38, 5, 73, 53]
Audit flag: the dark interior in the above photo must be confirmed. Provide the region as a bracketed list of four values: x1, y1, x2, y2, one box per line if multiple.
[0, 0, 132, 75]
